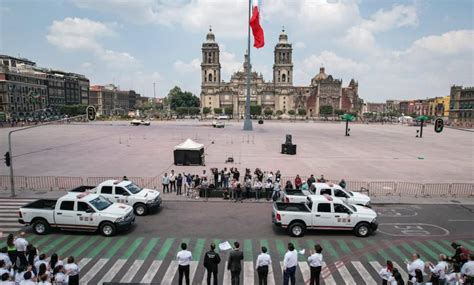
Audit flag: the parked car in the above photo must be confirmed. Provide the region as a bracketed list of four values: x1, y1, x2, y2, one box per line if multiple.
[19, 192, 135, 236]
[131, 119, 151, 126]
[212, 121, 225, 128]
[272, 195, 377, 237]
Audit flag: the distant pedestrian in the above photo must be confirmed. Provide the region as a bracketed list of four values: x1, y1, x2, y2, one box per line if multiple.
[265, 180, 273, 201]
[123, 176, 129, 181]
[307, 174, 316, 186]
[283, 243, 297, 285]
[272, 180, 281, 202]
[223, 168, 230, 189]
[176, 173, 183, 195]
[308, 244, 323, 285]
[339, 179, 346, 189]
[244, 177, 252, 199]
[235, 183, 243, 203]
[177, 243, 192, 285]
[6, 234, 16, 268]
[294, 175, 302, 189]
[254, 180, 262, 201]
[427, 254, 448, 285]
[379, 260, 394, 285]
[228, 241, 243, 285]
[162, 173, 170, 193]
[301, 181, 309, 191]
[256, 246, 272, 285]
[169, 170, 176, 192]
[203, 243, 221, 285]
[317, 175, 326, 183]
[64, 256, 79, 285]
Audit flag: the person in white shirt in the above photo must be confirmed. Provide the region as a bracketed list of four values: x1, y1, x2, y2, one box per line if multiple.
[14, 233, 29, 268]
[176, 243, 192, 285]
[253, 180, 263, 201]
[34, 254, 48, 274]
[387, 268, 404, 285]
[428, 254, 448, 284]
[283, 243, 297, 285]
[37, 273, 52, 285]
[461, 254, 474, 284]
[15, 266, 35, 285]
[446, 263, 463, 285]
[169, 170, 176, 192]
[0, 248, 12, 269]
[0, 271, 14, 285]
[379, 260, 394, 285]
[405, 253, 425, 284]
[64, 256, 79, 285]
[255, 246, 272, 285]
[307, 244, 323, 285]
[19, 271, 35, 285]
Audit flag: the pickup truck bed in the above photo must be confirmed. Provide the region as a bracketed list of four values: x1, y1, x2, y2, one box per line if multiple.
[22, 199, 57, 209]
[69, 185, 95, 193]
[274, 202, 310, 212]
[283, 189, 306, 196]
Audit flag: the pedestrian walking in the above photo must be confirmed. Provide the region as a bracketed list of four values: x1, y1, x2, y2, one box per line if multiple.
[283, 243, 297, 285]
[64, 256, 79, 285]
[427, 254, 448, 285]
[176, 173, 183, 195]
[379, 260, 394, 285]
[203, 243, 221, 285]
[177, 243, 192, 285]
[405, 253, 424, 284]
[169, 170, 176, 192]
[228, 241, 243, 285]
[14, 233, 28, 268]
[254, 179, 262, 201]
[256, 246, 272, 285]
[162, 173, 170, 193]
[308, 244, 323, 285]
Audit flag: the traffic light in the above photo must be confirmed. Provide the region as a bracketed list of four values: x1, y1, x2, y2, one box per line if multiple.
[4, 152, 11, 167]
[434, 118, 444, 133]
[86, 105, 96, 121]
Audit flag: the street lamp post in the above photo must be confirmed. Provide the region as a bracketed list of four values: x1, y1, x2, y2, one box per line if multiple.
[243, 0, 253, 131]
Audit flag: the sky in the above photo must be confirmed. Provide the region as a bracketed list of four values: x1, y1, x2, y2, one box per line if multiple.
[0, 0, 473, 102]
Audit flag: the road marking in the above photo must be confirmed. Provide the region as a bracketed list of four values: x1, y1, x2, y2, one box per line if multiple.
[223, 262, 231, 285]
[322, 262, 336, 285]
[78, 257, 91, 269]
[189, 261, 198, 283]
[98, 258, 126, 284]
[448, 219, 474, 222]
[161, 260, 179, 285]
[378, 223, 450, 237]
[298, 261, 310, 284]
[352, 261, 377, 285]
[120, 259, 144, 283]
[141, 260, 162, 283]
[337, 262, 356, 285]
[138, 237, 159, 260]
[244, 261, 254, 284]
[82, 258, 108, 285]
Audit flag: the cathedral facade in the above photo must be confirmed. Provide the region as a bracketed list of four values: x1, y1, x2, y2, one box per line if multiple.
[200, 29, 362, 117]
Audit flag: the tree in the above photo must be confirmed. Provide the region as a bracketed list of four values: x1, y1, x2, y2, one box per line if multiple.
[276, 110, 284, 116]
[176, 107, 188, 116]
[264, 108, 273, 116]
[224, 107, 233, 116]
[298, 109, 307, 116]
[320, 105, 333, 116]
[213, 107, 222, 114]
[167, 86, 200, 110]
[288, 110, 296, 116]
[60, 104, 88, 116]
[188, 107, 200, 115]
[250, 105, 262, 116]
[334, 109, 344, 116]
[202, 107, 211, 116]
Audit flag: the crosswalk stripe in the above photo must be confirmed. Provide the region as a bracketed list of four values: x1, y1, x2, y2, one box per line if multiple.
[120, 259, 144, 283]
[81, 258, 108, 285]
[223, 262, 231, 285]
[369, 261, 382, 274]
[161, 260, 179, 285]
[78, 257, 92, 269]
[267, 264, 276, 285]
[0, 217, 21, 221]
[244, 261, 254, 284]
[322, 262, 336, 285]
[98, 258, 127, 284]
[189, 261, 199, 283]
[0, 227, 21, 233]
[298, 261, 311, 284]
[337, 263, 356, 285]
[141, 260, 162, 284]
[352, 261, 377, 285]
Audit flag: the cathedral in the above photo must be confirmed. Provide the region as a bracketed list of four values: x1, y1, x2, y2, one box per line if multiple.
[200, 28, 362, 117]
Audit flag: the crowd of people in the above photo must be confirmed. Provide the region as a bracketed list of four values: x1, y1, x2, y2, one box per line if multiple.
[0, 233, 79, 285]
[161, 167, 344, 202]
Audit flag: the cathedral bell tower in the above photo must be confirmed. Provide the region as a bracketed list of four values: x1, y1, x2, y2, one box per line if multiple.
[273, 27, 293, 86]
[201, 27, 221, 86]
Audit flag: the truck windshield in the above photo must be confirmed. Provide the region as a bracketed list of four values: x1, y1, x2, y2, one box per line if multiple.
[343, 201, 357, 212]
[125, 183, 142, 194]
[89, 196, 112, 211]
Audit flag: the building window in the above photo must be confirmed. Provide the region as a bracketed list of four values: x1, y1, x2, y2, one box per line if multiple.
[209, 102, 212, 105]
[282, 74, 286, 82]
[208, 73, 213, 82]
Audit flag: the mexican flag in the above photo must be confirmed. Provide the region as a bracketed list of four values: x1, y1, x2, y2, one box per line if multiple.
[249, 0, 264, 48]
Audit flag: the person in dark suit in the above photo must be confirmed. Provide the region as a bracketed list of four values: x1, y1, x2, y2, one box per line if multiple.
[228, 241, 244, 285]
[203, 243, 221, 285]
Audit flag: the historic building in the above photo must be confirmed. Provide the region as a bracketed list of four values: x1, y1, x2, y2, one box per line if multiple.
[200, 29, 362, 117]
[449, 85, 473, 124]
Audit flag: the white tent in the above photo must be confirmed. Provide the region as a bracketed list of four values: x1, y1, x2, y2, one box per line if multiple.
[173, 139, 205, 165]
[173, 139, 204, 150]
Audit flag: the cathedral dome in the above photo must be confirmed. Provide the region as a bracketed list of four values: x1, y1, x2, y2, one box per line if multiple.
[279, 27, 288, 44]
[313, 67, 328, 81]
[206, 27, 215, 43]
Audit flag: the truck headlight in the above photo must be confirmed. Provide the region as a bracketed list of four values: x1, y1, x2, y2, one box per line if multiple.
[115, 217, 125, 223]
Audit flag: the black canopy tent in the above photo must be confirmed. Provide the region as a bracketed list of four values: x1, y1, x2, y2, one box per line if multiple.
[173, 139, 205, 166]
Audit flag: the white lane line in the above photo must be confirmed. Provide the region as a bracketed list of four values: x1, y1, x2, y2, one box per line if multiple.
[267, 263, 276, 285]
[223, 262, 231, 285]
[369, 261, 383, 274]
[161, 260, 179, 285]
[244, 261, 254, 285]
[81, 258, 108, 285]
[141, 260, 162, 284]
[298, 261, 310, 284]
[393, 262, 408, 280]
[322, 262, 336, 285]
[98, 259, 126, 284]
[448, 219, 474, 222]
[352, 261, 377, 285]
[337, 263, 356, 285]
[189, 261, 198, 282]
[78, 257, 91, 269]
[120, 259, 144, 283]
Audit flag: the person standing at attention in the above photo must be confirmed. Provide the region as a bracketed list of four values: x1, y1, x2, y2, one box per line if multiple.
[64, 256, 80, 285]
[169, 170, 176, 192]
[283, 243, 298, 285]
[228, 241, 244, 285]
[308, 244, 323, 285]
[162, 173, 170, 193]
[256, 246, 272, 285]
[177, 243, 192, 285]
[203, 243, 221, 285]
[176, 173, 183, 196]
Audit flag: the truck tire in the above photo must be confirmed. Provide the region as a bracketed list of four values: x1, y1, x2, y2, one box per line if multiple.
[100, 222, 116, 237]
[134, 203, 148, 216]
[289, 222, 306, 237]
[354, 222, 371, 237]
[33, 219, 50, 235]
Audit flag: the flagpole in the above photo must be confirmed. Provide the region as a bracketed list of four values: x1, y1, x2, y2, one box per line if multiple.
[243, 0, 253, 131]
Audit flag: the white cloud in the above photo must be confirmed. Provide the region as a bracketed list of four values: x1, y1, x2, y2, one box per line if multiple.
[300, 51, 370, 75]
[173, 58, 201, 73]
[98, 49, 136, 68]
[221, 51, 242, 78]
[295, 42, 306, 49]
[405, 30, 474, 56]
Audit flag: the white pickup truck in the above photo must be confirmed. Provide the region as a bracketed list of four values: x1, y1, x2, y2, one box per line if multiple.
[272, 195, 378, 237]
[19, 192, 135, 236]
[71, 180, 161, 216]
[281, 183, 371, 208]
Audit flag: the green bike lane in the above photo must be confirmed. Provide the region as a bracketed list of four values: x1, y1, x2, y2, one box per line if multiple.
[3, 234, 473, 284]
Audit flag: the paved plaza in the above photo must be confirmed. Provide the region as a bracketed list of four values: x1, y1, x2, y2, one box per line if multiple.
[0, 120, 472, 182]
